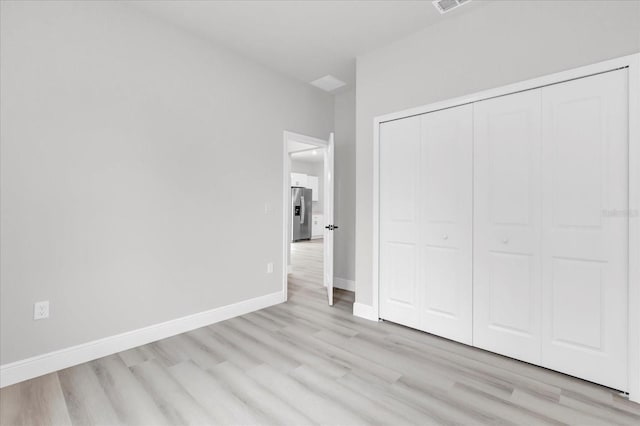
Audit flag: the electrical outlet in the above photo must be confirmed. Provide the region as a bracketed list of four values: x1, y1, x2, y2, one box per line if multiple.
[34, 301, 49, 320]
[266, 262, 274, 274]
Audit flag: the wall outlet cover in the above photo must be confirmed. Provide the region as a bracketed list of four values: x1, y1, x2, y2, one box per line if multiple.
[34, 301, 49, 320]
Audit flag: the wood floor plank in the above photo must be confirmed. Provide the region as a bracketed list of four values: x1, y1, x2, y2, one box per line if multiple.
[57, 363, 121, 426]
[449, 382, 563, 426]
[383, 330, 564, 402]
[225, 316, 349, 378]
[145, 337, 192, 368]
[390, 377, 495, 425]
[336, 370, 448, 425]
[168, 361, 264, 425]
[90, 355, 170, 426]
[290, 365, 410, 425]
[193, 327, 262, 371]
[510, 387, 607, 425]
[277, 325, 403, 384]
[177, 333, 225, 370]
[130, 360, 213, 425]
[208, 361, 316, 426]
[558, 392, 640, 426]
[0, 373, 71, 426]
[246, 364, 366, 425]
[117, 346, 155, 368]
[213, 321, 300, 373]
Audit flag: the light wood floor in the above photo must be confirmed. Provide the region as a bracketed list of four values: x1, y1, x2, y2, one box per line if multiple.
[2, 239, 640, 425]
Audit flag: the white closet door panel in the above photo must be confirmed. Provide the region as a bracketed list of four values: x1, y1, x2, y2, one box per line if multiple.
[420, 105, 473, 345]
[541, 69, 628, 391]
[379, 117, 421, 327]
[473, 89, 542, 364]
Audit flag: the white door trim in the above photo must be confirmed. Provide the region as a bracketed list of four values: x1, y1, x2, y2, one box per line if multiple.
[371, 53, 640, 402]
[282, 130, 329, 302]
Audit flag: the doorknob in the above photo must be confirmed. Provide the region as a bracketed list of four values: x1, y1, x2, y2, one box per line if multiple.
[502, 238, 509, 244]
[442, 234, 449, 240]
[325, 225, 339, 230]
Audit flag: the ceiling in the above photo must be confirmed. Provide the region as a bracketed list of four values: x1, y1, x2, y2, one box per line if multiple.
[291, 149, 324, 164]
[126, 0, 486, 92]
[288, 140, 323, 163]
[287, 140, 317, 153]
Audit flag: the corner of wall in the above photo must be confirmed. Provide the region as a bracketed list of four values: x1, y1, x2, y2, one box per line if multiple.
[352, 302, 378, 322]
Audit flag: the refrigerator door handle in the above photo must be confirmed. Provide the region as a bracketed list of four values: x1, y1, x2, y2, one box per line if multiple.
[300, 196, 305, 224]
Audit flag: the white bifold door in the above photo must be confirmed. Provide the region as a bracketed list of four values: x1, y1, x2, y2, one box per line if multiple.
[473, 89, 543, 365]
[540, 70, 628, 391]
[380, 105, 473, 344]
[379, 116, 421, 327]
[473, 69, 629, 390]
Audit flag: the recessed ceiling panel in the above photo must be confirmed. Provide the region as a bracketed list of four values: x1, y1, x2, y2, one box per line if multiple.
[310, 75, 347, 92]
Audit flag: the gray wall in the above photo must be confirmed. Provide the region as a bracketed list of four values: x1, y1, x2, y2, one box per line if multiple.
[0, 1, 333, 364]
[290, 160, 324, 214]
[334, 90, 356, 282]
[355, 0, 640, 307]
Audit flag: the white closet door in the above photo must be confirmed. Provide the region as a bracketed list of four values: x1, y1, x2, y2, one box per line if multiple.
[379, 116, 421, 328]
[473, 90, 543, 363]
[419, 105, 473, 344]
[541, 69, 628, 391]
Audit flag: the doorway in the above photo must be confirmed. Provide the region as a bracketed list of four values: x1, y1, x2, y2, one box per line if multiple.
[283, 131, 335, 305]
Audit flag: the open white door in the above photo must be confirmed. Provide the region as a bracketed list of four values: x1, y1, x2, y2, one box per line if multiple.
[323, 133, 335, 305]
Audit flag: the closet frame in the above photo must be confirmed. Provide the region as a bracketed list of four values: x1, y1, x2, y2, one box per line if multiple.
[371, 53, 640, 402]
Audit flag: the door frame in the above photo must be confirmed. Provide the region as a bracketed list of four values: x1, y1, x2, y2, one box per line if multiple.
[370, 53, 640, 401]
[282, 130, 330, 302]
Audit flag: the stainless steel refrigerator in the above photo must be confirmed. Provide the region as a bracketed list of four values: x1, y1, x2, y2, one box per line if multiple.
[291, 187, 312, 242]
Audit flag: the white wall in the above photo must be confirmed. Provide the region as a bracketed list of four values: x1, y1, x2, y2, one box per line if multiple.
[290, 160, 324, 214]
[334, 90, 356, 282]
[0, 1, 333, 365]
[355, 0, 640, 307]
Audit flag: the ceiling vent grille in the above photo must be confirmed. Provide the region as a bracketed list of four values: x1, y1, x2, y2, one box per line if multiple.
[432, 0, 472, 14]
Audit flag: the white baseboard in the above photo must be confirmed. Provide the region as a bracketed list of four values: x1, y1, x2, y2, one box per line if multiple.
[0, 291, 284, 388]
[334, 277, 355, 292]
[353, 302, 379, 321]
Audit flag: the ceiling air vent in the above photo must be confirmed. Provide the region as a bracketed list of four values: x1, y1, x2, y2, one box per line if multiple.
[432, 0, 472, 14]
